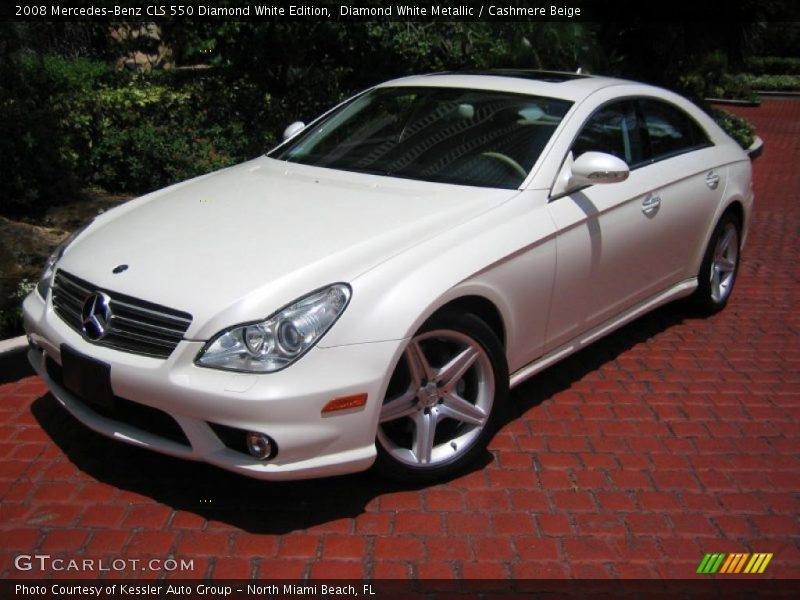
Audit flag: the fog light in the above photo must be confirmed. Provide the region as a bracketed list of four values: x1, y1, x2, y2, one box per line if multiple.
[245, 432, 273, 460]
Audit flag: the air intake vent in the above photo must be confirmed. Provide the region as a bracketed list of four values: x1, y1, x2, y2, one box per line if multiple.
[52, 270, 192, 359]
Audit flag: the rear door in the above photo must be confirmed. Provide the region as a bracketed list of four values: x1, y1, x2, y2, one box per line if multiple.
[632, 98, 726, 283]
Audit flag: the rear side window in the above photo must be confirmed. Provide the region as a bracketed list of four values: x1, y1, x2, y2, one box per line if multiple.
[639, 99, 710, 161]
[571, 101, 646, 167]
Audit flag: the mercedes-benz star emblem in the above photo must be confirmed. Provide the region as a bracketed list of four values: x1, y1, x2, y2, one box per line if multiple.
[81, 292, 113, 340]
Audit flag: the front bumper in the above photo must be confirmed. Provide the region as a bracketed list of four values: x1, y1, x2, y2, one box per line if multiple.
[23, 291, 404, 480]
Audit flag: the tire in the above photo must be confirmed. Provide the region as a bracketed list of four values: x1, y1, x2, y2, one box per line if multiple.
[374, 311, 509, 483]
[691, 212, 742, 315]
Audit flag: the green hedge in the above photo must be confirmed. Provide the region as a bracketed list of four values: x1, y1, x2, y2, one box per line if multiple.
[78, 82, 242, 192]
[739, 74, 800, 91]
[744, 56, 800, 76]
[0, 279, 35, 336]
[0, 54, 112, 216]
[678, 51, 758, 102]
[710, 108, 756, 150]
[0, 54, 252, 216]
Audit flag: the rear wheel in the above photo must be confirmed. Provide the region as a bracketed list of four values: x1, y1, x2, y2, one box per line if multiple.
[691, 212, 741, 314]
[374, 312, 508, 483]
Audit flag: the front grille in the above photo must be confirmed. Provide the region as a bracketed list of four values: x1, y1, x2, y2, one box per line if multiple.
[52, 270, 192, 359]
[46, 357, 191, 447]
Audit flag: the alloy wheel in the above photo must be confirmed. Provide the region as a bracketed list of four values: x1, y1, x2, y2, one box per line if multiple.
[377, 329, 495, 468]
[710, 222, 739, 303]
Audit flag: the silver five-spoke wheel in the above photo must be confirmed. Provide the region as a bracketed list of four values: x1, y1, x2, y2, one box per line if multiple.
[375, 312, 507, 482]
[710, 222, 739, 303]
[692, 212, 741, 314]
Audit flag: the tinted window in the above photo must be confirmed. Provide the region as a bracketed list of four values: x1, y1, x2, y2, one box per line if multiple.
[571, 101, 645, 166]
[639, 99, 710, 160]
[272, 87, 573, 189]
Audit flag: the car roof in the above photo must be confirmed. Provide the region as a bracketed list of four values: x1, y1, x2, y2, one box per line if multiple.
[376, 70, 636, 102]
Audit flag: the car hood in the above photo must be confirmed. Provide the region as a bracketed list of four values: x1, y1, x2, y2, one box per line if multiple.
[58, 157, 515, 339]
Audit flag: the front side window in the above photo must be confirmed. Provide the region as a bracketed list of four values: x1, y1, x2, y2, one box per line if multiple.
[571, 100, 646, 166]
[571, 98, 712, 170]
[272, 87, 573, 189]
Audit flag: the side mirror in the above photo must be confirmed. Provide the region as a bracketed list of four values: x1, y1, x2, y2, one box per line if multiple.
[570, 152, 629, 187]
[282, 121, 306, 141]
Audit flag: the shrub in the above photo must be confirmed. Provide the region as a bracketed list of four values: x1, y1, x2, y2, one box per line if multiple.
[739, 74, 800, 92]
[83, 79, 245, 192]
[744, 56, 800, 76]
[17, 53, 115, 93]
[678, 51, 758, 102]
[0, 279, 35, 338]
[709, 108, 756, 150]
[1, 52, 257, 209]
[0, 53, 122, 216]
[92, 122, 238, 192]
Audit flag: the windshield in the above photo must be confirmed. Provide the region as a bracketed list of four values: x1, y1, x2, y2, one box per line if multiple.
[271, 87, 573, 189]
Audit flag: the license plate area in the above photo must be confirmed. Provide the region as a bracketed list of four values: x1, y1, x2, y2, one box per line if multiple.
[60, 345, 115, 411]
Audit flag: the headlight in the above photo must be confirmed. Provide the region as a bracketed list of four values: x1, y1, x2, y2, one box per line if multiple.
[196, 284, 351, 373]
[36, 221, 93, 299]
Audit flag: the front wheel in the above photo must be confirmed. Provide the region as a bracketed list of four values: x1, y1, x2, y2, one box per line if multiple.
[374, 312, 508, 483]
[691, 212, 742, 314]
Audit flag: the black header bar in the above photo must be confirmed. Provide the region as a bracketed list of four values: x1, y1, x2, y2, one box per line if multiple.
[4, 0, 799, 22]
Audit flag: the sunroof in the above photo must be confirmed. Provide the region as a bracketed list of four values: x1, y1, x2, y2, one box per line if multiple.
[442, 69, 590, 83]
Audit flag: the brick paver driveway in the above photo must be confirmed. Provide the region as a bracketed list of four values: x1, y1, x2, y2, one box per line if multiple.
[1, 99, 798, 581]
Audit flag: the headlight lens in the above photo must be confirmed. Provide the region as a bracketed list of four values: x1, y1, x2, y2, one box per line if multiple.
[196, 283, 351, 373]
[36, 221, 93, 299]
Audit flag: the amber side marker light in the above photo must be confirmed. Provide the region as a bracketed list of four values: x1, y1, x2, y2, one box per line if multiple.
[322, 393, 368, 414]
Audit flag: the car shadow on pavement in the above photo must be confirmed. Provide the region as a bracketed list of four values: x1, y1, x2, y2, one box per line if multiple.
[507, 301, 688, 419]
[29, 391, 428, 534]
[28, 301, 688, 534]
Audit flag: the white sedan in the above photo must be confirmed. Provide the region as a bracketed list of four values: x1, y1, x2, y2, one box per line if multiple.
[23, 71, 753, 482]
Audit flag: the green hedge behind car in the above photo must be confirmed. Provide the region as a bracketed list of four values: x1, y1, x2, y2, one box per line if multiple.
[740, 74, 800, 92]
[744, 56, 800, 76]
[709, 108, 756, 150]
[0, 54, 249, 216]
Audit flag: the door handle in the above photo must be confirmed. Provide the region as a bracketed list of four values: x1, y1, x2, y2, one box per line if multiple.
[641, 195, 661, 216]
[706, 171, 720, 190]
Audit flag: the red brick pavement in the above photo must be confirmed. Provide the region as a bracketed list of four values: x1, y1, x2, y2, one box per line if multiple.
[0, 100, 798, 581]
